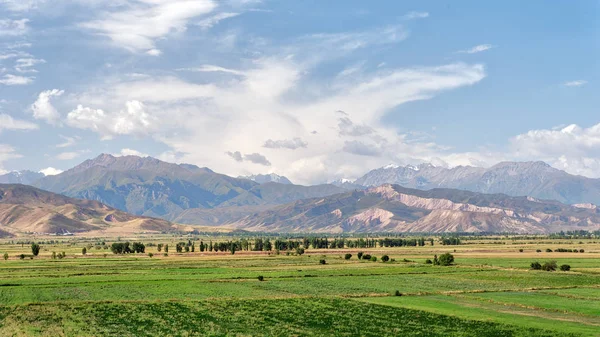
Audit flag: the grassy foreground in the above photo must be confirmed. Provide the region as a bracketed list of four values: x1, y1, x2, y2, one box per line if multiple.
[0, 238, 598, 336]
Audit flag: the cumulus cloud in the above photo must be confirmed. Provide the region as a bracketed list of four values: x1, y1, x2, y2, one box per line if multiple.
[0, 74, 34, 85]
[338, 116, 374, 137]
[263, 138, 308, 150]
[0, 114, 38, 132]
[31, 89, 64, 124]
[564, 80, 587, 87]
[39, 167, 63, 176]
[66, 100, 154, 139]
[81, 0, 217, 52]
[116, 148, 149, 157]
[226, 151, 243, 162]
[457, 44, 494, 54]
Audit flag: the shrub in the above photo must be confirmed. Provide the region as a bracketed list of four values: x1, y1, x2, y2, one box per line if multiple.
[148, 252, 154, 258]
[31, 243, 40, 256]
[296, 247, 305, 255]
[518, 249, 523, 253]
[51, 252, 56, 259]
[362, 254, 372, 260]
[19, 254, 25, 260]
[257, 275, 264, 281]
[541, 261, 557, 271]
[394, 290, 402, 296]
[530, 262, 542, 270]
[357, 252, 363, 260]
[344, 253, 352, 260]
[319, 259, 326, 265]
[381, 255, 390, 262]
[163, 253, 168, 257]
[425, 259, 432, 264]
[438, 253, 454, 266]
[3, 252, 8, 261]
[545, 248, 553, 252]
[82, 247, 87, 255]
[560, 264, 571, 271]
[580, 249, 585, 253]
[536, 249, 542, 253]
[370, 256, 377, 262]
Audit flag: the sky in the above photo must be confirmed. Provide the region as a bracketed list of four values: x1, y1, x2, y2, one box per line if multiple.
[0, 0, 598, 184]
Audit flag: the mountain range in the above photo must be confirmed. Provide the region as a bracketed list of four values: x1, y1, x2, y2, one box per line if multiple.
[351, 161, 600, 206]
[0, 184, 176, 237]
[229, 184, 600, 234]
[33, 154, 345, 221]
[4, 154, 600, 234]
[0, 170, 44, 185]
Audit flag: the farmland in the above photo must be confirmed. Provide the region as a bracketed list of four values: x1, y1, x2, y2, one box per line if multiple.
[0, 235, 598, 336]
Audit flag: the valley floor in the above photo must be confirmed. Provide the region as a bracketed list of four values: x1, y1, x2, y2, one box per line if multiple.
[0, 238, 598, 336]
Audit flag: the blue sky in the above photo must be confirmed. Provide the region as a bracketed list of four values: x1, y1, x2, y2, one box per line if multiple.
[0, 0, 597, 184]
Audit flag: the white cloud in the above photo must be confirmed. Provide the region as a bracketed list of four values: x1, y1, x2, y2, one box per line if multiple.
[66, 100, 155, 138]
[81, 0, 217, 52]
[56, 135, 79, 148]
[402, 11, 429, 20]
[15, 57, 45, 73]
[457, 44, 494, 54]
[0, 74, 34, 85]
[509, 123, 600, 178]
[39, 167, 63, 176]
[0, 114, 38, 132]
[31, 89, 64, 124]
[176, 64, 245, 76]
[0, 0, 46, 11]
[116, 148, 149, 157]
[197, 12, 240, 29]
[146, 49, 162, 56]
[0, 19, 29, 36]
[564, 80, 587, 87]
[263, 138, 308, 150]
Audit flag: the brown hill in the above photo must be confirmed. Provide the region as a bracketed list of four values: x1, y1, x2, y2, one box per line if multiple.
[228, 184, 600, 233]
[0, 184, 178, 236]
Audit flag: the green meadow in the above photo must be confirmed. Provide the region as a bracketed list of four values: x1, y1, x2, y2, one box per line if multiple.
[0, 237, 598, 336]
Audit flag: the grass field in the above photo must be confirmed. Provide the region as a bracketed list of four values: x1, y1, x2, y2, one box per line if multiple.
[0, 236, 598, 336]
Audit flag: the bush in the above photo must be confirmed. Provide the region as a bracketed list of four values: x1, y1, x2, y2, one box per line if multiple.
[370, 256, 377, 262]
[3, 252, 8, 261]
[560, 264, 571, 271]
[438, 253, 454, 266]
[536, 249, 542, 253]
[357, 252, 363, 260]
[545, 248, 553, 252]
[580, 249, 585, 253]
[381, 255, 390, 262]
[394, 290, 402, 296]
[362, 254, 372, 260]
[296, 247, 305, 255]
[541, 261, 557, 271]
[19, 254, 25, 260]
[82, 247, 87, 255]
[257, 275, 264, 281]
[31, 243, 40, 256]
[425, 259, 432, 264]
[163, 253, 168, 257]
[148, 252, 154, 258]
[518, 249, 523, 253]
[530, 262, 542, 270]
[344, 253, 352, 260]
[319, 259, 327, 265]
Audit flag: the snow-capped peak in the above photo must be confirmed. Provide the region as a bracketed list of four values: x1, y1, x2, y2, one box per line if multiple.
[383, 164, 399, 169]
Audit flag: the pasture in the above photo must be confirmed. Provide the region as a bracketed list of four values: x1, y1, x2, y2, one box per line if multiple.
[0, 235, 598, 336]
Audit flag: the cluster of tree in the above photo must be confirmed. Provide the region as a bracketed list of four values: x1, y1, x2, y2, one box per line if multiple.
[440, 237, 461, 245]
[553, 248, 584, 253]
[31, 243, 41, 256]
[110, 242, 145, 254]
[427, 253, 454, 266]
[530, 261, 559, 271]
[51, 251, 66, 259]
[378, 238, 429, 247]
